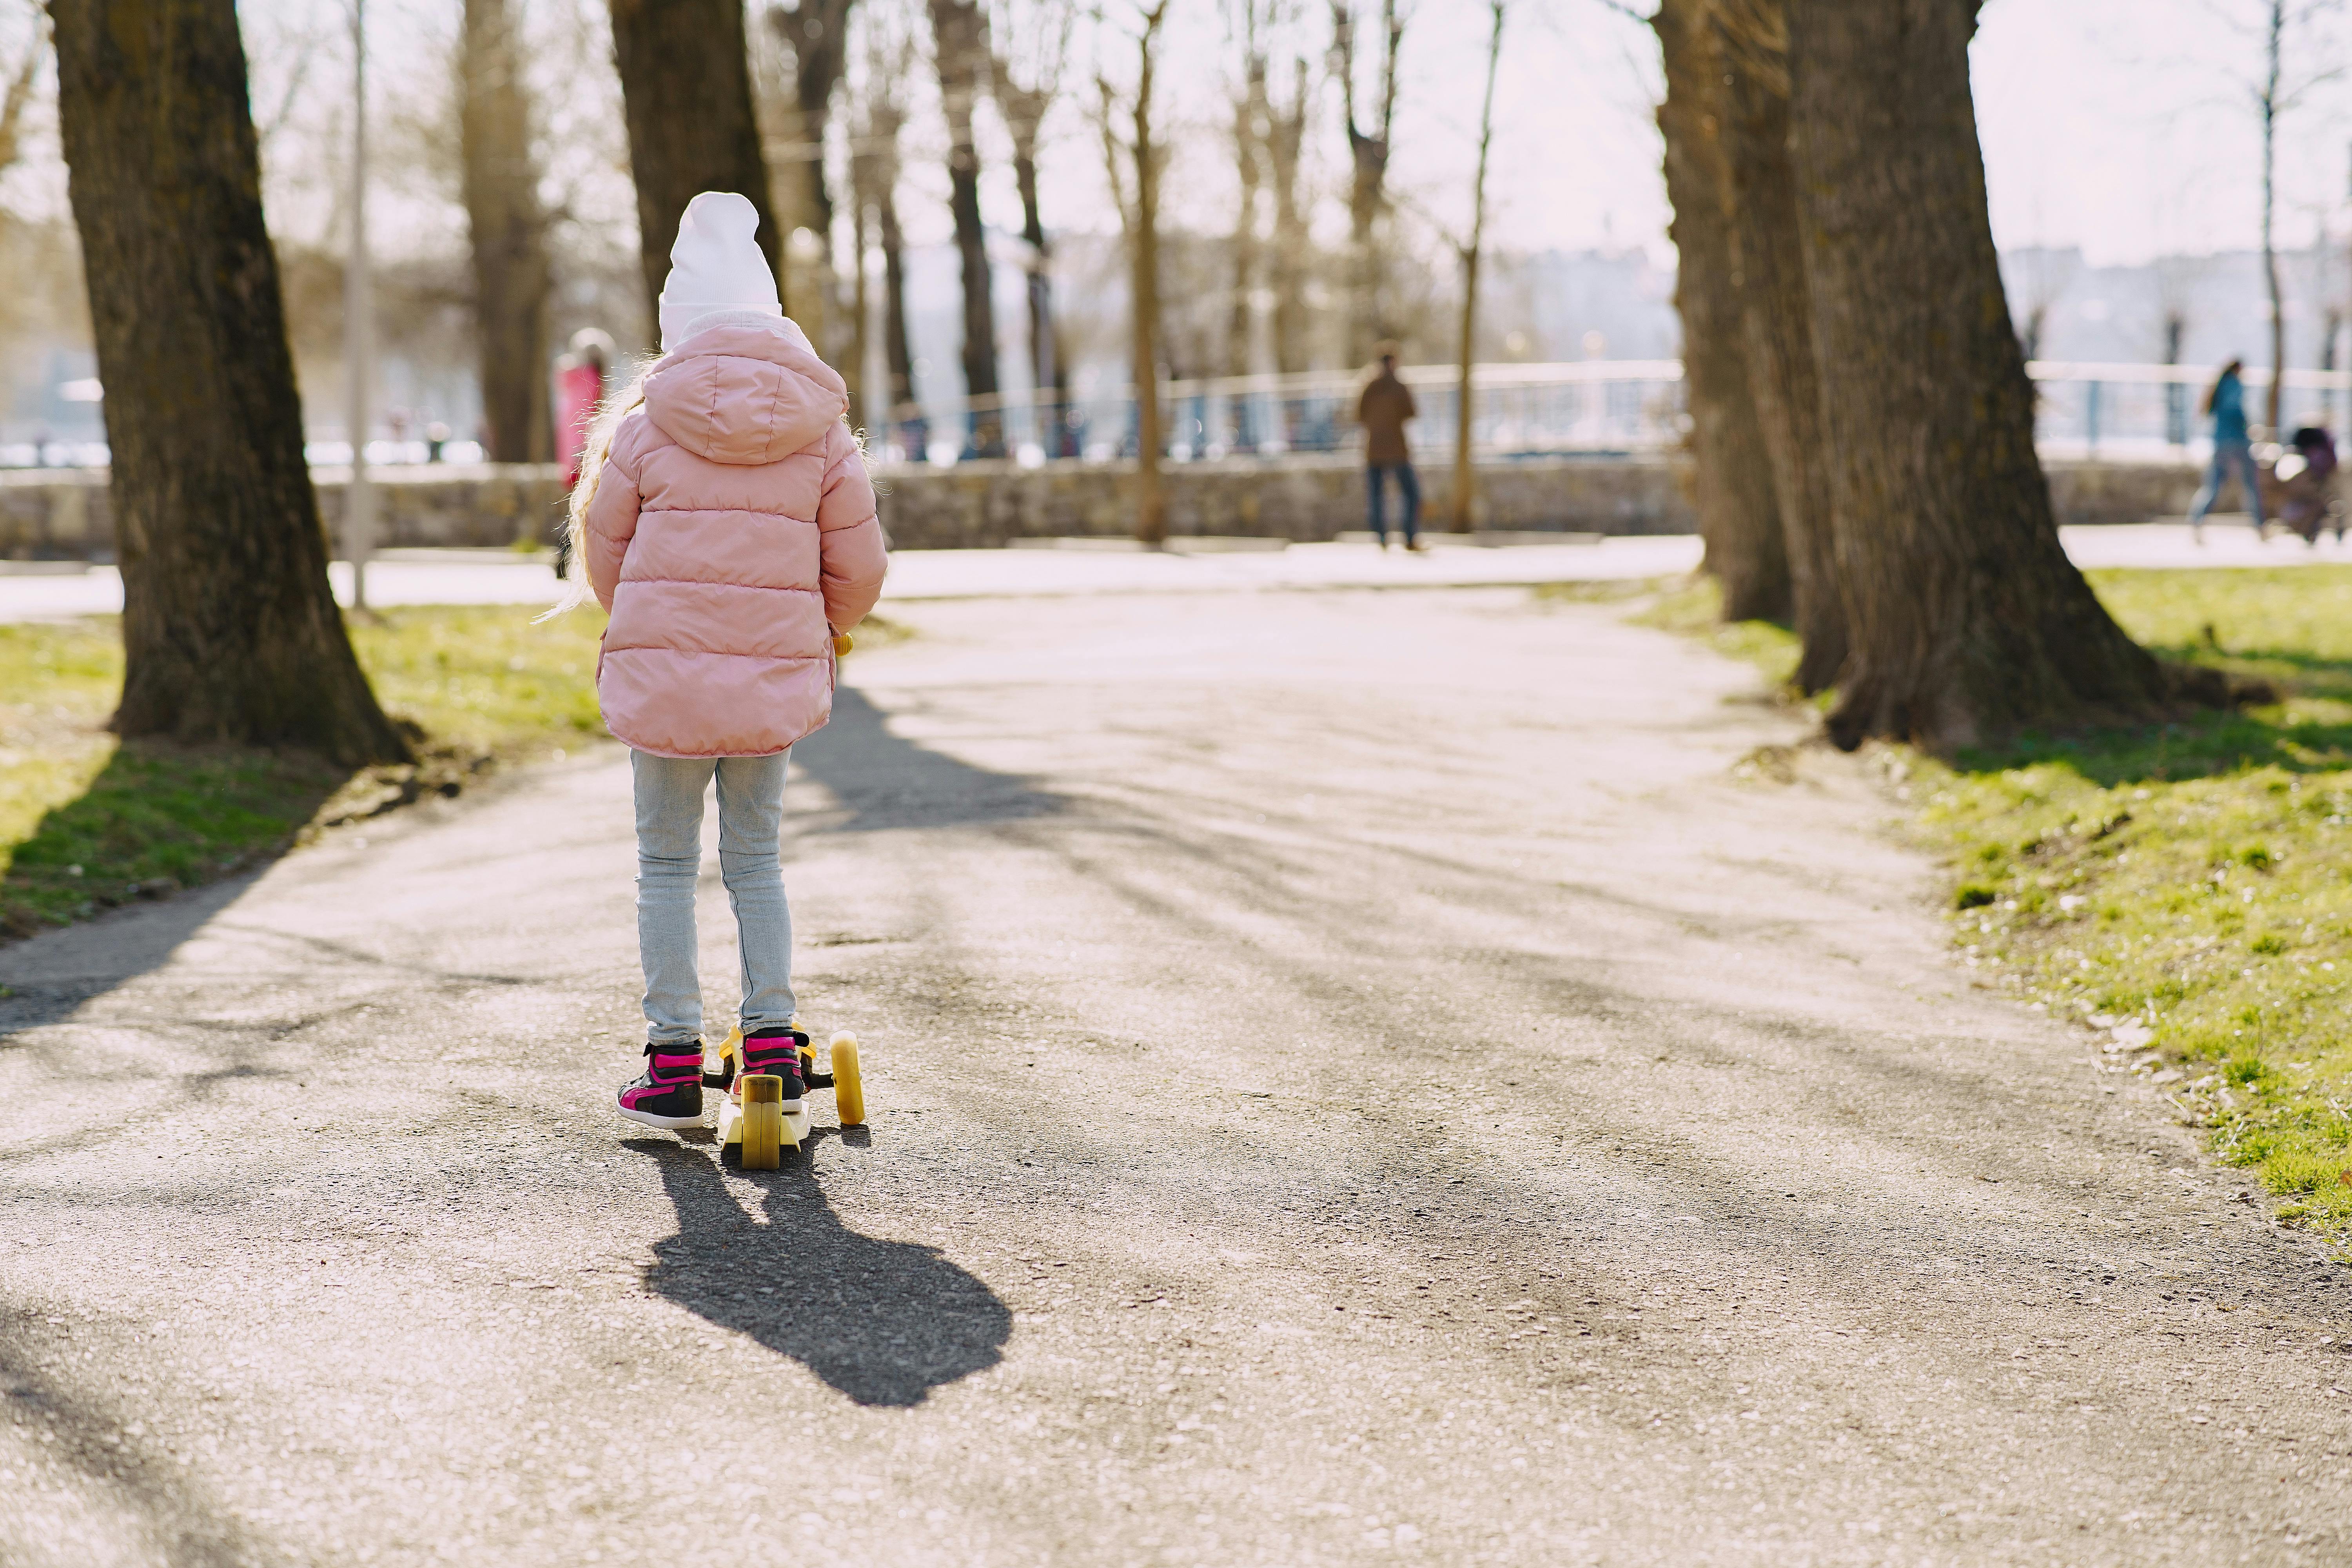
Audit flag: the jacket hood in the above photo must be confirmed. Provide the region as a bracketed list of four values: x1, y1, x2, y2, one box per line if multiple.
[641, 314, 847, 465]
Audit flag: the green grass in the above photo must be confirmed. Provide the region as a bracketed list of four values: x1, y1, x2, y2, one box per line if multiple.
[1, 605, 910, 942]
[1664, 566, 2352, 1240]
[1627, 579, 1805, 691]
[0, 606, 610, 940]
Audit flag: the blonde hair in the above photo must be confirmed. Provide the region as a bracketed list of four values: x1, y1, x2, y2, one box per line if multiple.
[538, 361, 651, 621]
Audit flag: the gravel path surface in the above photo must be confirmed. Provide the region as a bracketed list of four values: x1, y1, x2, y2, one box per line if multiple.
[5, 520, 2350, 621]
[4, 586, 2349, 1566]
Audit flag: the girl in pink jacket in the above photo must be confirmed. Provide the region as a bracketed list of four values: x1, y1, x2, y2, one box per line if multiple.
[555, 192, 887, 1130]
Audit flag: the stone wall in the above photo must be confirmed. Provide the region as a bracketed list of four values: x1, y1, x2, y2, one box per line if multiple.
[867, 454, 1698, 548]
[0, 465, 568, 560]
[0, 453, 2205, 560]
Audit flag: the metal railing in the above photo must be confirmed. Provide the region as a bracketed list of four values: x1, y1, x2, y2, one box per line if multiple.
[867, 358, 2352, 468]
[2022, 362, 2352, 460]
[11, 359, 2350, 471]
[866, 360, 1690, 467]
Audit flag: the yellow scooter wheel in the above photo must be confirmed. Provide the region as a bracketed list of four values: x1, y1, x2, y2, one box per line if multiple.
[739, 1075, 784, 1169]
[830, 1033, 865, 1127]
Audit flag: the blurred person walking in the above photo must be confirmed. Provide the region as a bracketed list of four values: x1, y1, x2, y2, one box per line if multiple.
[552, 329, 615, 578]
[1357, 342, 1423, 552]
[2187, 358, 2267, 544]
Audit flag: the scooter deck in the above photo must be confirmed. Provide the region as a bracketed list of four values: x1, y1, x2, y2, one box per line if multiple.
[715, 1093, 811, 1149]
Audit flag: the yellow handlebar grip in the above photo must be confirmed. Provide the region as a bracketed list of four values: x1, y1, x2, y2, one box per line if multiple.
[833, 633, 853, 657]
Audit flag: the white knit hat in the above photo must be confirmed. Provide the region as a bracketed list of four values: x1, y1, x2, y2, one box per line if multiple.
[658, 191, 782, 352]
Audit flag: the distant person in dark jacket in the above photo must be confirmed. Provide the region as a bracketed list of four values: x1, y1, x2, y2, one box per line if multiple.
[1356, 343, 1424, 552]
[2188, 358, 2267, 543]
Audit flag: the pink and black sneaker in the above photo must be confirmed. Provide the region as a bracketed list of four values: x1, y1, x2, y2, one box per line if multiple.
[617, 1041, 706, 1129]
[737, 1027, 807, 1112]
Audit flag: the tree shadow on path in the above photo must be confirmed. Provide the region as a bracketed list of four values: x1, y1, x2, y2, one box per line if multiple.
[792, 684, 1064, 835]
[624, 1135, 1011, 1408]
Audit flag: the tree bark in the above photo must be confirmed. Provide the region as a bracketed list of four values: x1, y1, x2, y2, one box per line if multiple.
[1655, 0, 1789, 624]
[49, 0, 408, 764]
[461, 0, 552, 464]
[1785, 0, 2187, 749]
[1706, 0, 1846, 688]
[609, 0, 781, 325]
[928, 0, 1001, 451]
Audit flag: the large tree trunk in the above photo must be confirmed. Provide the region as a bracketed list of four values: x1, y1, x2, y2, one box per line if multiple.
[49, 0, 409, 765]
[928, 0, 1000, 451]
[461, 0, 552, 464]
[610, 0, 781, 324]
[1655, 0, 1789, 624]
[1706, 0, 1846, 688]
[1785, 0, 2187, 749]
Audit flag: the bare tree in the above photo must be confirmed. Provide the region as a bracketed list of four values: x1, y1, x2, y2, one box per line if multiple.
[609, 0, 782, 322]
[1330, 0, 1401, 365]
[1446, 0, 1502, 532]
[49, 0, 408, 763]
[991, 0, 1073, 448]
[1783, 0, 2227, 747]
[761, 0, 855, 360]
[929, 0, 1003, 451]
[1098, 0, 1172, 543]
[1263, 53, 1311, 375]
[851, 11, 916, 436]
[766, 0, 857, 237]
[2153, 248, 2210, 447]
[1653, 0, 1788, 621]
[461, 0, 553, 462]
[0, 9, 42, 175]
[2009, 244, 2078, 363]
[1226, 0, 1271, 383]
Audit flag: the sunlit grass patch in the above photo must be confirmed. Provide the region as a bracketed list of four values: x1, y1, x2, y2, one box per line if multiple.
[2, 603, 913, 943]
[2, 605, 616, 941]
[1627, 578, 1804, 691]
[1639, 563, 2352, 1243]
[1906, 566, 2352, 1243]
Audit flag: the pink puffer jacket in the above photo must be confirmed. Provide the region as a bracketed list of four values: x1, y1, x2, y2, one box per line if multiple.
[583, 318, 887, 758]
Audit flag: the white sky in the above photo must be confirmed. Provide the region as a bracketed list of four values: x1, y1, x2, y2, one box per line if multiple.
[2, 0, 2343, 270]
[904, 0, 2352, 267]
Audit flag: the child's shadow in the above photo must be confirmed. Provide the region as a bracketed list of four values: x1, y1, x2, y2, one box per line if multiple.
[624, 1134, 1011, 1408]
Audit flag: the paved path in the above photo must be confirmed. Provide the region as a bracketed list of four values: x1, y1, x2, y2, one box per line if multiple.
[5, 588, 2351, 1565]
[3, 520, 2348, 621]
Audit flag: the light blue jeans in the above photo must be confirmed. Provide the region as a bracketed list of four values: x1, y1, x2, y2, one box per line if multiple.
[2189, 439, 2266, 528]
[633, 751, 795, 1046]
